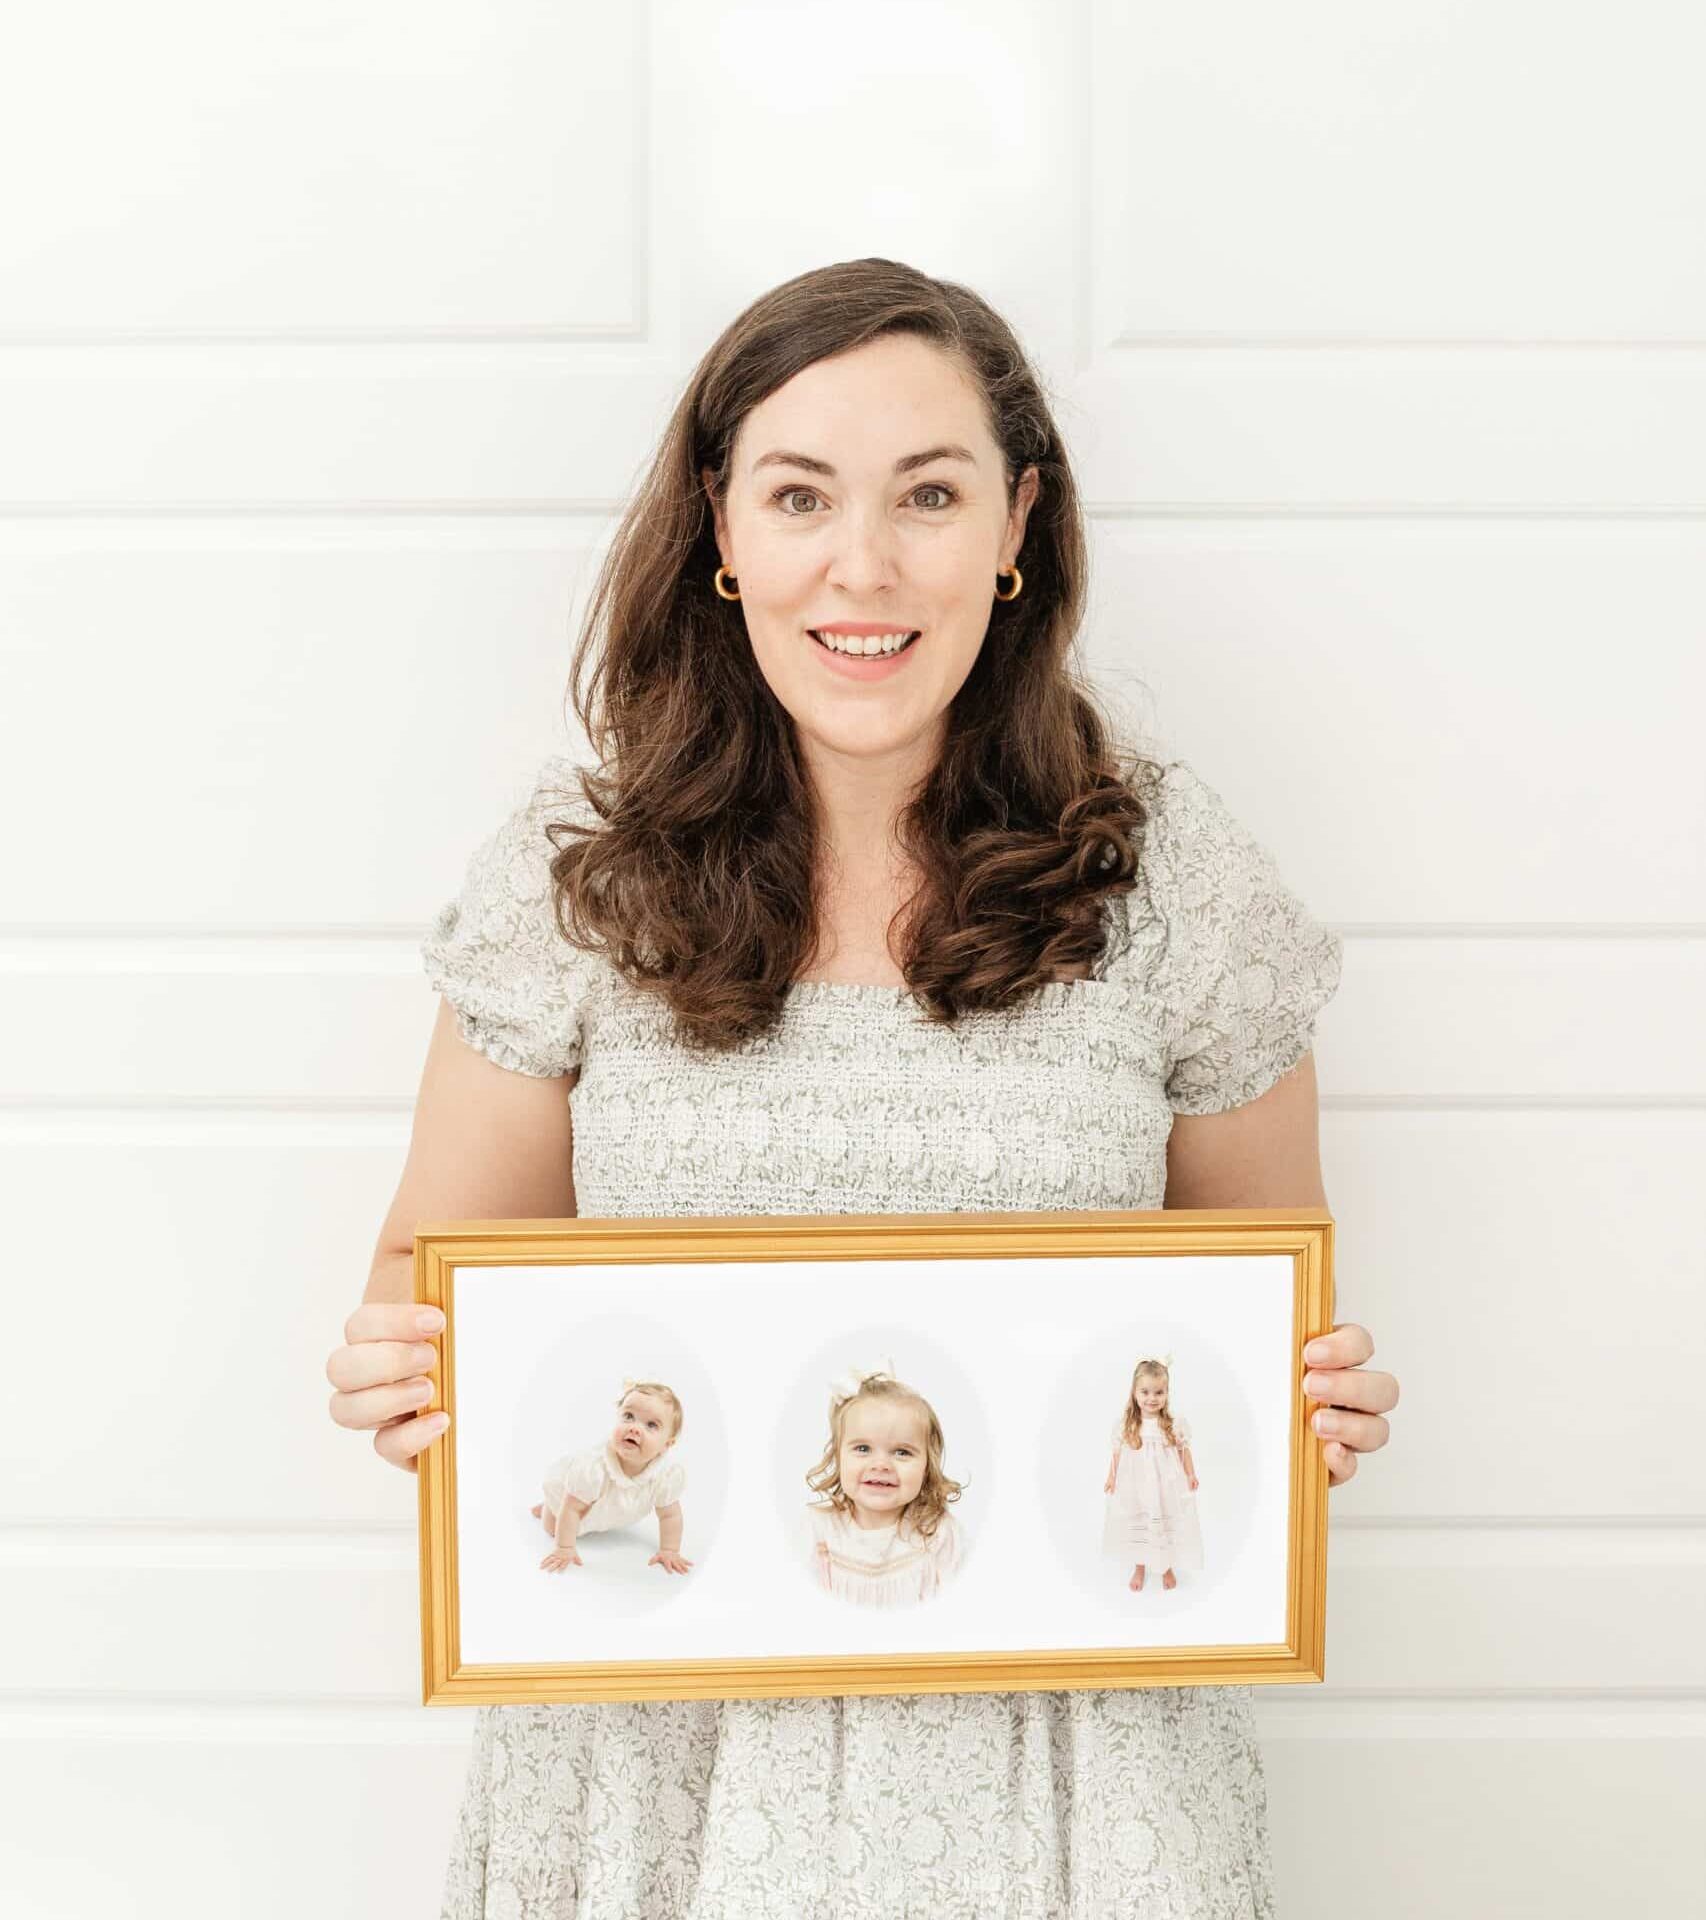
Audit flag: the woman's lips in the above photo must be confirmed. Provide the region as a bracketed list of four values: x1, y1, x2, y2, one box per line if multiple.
[806, 629, 921, 679]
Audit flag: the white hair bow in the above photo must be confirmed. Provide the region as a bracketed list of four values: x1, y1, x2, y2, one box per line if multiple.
[828, 1356, 896, 1404]
[619, 1375, 666, 1396]
[1143, 1351, 1176, 1371]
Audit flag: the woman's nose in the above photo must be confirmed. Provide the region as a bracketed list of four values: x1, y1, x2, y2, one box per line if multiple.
[825, 515, 898, 592]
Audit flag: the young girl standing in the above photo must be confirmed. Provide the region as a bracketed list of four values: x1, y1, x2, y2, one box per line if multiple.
[1103, 1356, 1203, 1591]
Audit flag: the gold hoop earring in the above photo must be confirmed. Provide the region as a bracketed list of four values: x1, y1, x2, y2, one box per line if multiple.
[995, 564, 1023, 602]
[713, 565, 741, 601]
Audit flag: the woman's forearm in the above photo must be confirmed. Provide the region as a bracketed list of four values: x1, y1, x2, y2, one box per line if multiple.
[363, 1247, 415, 1306]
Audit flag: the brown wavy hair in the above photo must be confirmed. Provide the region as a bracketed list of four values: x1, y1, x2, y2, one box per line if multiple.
[1118, 1360, 1182, 1453]
[806, 1370, 963, 1545]
[546, 255, 1159, 1052]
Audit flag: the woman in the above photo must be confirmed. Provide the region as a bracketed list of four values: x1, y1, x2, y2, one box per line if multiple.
[326, 257, 1400, 1919]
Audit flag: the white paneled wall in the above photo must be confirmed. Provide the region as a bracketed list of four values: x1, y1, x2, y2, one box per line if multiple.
[3, 2, 1701, 1915]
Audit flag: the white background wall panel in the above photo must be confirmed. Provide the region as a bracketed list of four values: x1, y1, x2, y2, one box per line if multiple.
[1093, 2, 1706, 343]
[0, 5, 647, 340]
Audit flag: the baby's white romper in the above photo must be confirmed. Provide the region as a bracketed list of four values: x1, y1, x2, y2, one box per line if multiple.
[543, 1439, 686, 1536]
[1103, 1413, 1204, 1570]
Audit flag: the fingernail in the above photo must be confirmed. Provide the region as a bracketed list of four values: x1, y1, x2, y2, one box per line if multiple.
[1303, 1341, 1326, 1363]
[417, 1309, 445, 1333]
[425, 1412, 449, 1433]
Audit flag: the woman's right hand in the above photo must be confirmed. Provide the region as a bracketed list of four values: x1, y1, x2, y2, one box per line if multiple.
[325, 1302, 447, 1471]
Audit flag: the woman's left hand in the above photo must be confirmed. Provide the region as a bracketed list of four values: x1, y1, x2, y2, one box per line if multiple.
[1302, 1323, 1399, 1486]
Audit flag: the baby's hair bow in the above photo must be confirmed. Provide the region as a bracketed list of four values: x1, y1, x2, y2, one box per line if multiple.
[828, 1356, 896, 1404]
[619, 1375, 666, 1395]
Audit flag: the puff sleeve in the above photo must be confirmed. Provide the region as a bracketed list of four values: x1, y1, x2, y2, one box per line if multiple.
[1174, 1416, 1192, 1448]
[1138, 761, 1344, 1116]
[556, 1449, 607, 1508]
[654, 1455, 687, 1508]
[419, 753, 599, 1078]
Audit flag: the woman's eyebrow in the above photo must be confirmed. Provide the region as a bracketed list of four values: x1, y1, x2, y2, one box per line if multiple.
[751, 444, 977, 478]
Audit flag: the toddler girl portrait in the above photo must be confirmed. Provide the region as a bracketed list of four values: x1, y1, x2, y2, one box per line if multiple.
[804, 1362, 965, 1608]
[1102, 1355, 1203, 1591]
[532, 1377, 692, 1575]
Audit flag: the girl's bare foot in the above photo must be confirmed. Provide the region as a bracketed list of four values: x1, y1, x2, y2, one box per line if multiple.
[1129, 1564, 1145, 1591]
[1161, 1568, 1177, 1590]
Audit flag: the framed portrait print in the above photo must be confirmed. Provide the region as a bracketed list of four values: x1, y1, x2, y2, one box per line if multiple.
[415, 1206, 1333, 1705]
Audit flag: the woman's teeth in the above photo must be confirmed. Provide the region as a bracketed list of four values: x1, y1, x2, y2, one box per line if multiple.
[810, 629, 919, 656]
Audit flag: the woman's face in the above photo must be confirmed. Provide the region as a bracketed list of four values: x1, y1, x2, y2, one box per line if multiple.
[705, 332, 1039, 775]
[837, 1394, 930, 1527]
[1135, 1373, 1167, 1417]
[611, 1390, 674, 1469]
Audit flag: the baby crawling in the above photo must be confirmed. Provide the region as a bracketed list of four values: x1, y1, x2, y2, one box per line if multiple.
[531, 1378, 692, 1574]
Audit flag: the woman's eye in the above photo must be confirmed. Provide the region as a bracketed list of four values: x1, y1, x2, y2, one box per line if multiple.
[774, 486, 821, 514]
[910, 483, 956, 510]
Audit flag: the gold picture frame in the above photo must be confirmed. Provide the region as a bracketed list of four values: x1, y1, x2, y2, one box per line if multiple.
[416, 1206, 1332, 1705]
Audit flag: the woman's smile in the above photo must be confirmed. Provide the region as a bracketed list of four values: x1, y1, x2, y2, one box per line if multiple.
[805, 624, 923, 680]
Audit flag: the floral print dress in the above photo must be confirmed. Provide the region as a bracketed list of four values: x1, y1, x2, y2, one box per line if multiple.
[419, 748, 1343, 1919]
